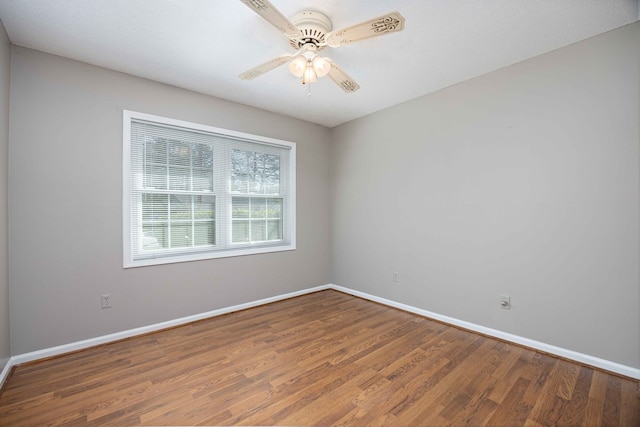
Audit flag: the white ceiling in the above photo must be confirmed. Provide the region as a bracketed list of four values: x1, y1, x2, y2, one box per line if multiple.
[0, 1, 638, 128]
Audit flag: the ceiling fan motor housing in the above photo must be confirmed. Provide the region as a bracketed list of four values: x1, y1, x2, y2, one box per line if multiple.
[289, 10, 332, 50]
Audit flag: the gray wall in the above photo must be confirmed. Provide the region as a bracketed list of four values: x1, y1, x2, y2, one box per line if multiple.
[8, 47, 332, 354]
[331, 23, 640, 368]
[0, 19, 10, 371]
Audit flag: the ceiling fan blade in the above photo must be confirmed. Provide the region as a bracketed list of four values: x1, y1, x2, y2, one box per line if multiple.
[327, 62, 360, 93]
[239, 55, 292, 80]
[325, 12, 405, 48]
[238, 0, 300, 39]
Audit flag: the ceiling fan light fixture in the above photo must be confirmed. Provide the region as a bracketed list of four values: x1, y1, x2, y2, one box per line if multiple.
[302, 61, 317, 84]
[288, 55, 307, 78]
[312, 56, 331, 78]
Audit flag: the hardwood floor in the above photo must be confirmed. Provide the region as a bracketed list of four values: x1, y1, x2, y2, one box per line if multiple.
[0, 290, 638, 426]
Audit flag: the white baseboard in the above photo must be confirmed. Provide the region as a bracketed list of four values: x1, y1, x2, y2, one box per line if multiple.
[329, 284, 640, 380]
[9, 285, 331, 368]
[0, 357, 13, 390]
[2, 282, 638, 391]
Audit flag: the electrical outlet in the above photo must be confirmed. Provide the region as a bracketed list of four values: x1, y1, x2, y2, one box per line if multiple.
[500, 295, 510, 310]
[393, 271, 399, 283]
[101, 294, 112, 309]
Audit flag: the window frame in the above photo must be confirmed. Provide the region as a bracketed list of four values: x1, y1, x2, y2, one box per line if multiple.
[123, 110, 296, 268]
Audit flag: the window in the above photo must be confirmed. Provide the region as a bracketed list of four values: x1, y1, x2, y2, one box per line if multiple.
[123, 111, 295, 267]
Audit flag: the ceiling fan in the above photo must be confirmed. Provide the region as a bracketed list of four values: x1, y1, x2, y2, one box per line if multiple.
[238, 0, 405, 93]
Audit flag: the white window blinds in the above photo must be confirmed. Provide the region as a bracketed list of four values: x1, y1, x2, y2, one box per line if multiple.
[123, 111, 295, 268]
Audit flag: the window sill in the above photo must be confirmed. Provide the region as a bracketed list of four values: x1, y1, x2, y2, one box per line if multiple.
[124, 243, 296, 268]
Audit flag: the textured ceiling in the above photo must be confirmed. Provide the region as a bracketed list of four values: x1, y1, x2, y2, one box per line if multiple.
[0, 0, 638, 127]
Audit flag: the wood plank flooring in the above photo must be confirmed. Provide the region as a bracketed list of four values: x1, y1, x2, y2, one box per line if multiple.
[0, 290, 638, 426]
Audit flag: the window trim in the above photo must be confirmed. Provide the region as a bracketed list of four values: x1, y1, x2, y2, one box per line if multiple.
[123, 110, 296, 268]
